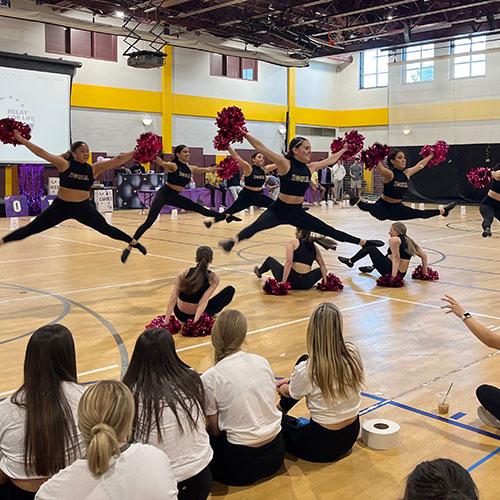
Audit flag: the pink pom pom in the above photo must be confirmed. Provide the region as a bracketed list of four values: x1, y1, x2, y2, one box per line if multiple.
[216, 157, 240, 180]
[419, 140, 449, 166]
[330, 137, 344, 155]
[0, 118, 31, 145]
[213, 106, 247, 151]
[263, 278, 291, 295]
[145, 314, 169, 329]
[361, 143, 391, 171]
[376, 274, 405, 287]
[467, 167, 492, 189]
[331, 130, 365, 160]
[182, 313, 215, 337]
[133, 132, 162, 163]
[166, 315, 182, 334]
[411, 265, 439, 281]
[316, 273, 344, 292]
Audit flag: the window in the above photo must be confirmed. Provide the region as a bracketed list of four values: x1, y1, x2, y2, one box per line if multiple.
[360, 48, 388, 88]
[403, 43, 434, 83]
[209, 54, 258, 81]
[45, 24, 117, 62]
[451, 35, 486, 79]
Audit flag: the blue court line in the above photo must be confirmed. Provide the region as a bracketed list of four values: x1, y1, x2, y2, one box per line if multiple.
[467, 446, 500, 472]
[450, 411, 467, 420]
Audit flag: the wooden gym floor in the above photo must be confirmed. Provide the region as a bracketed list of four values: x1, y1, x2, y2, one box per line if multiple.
[0, 204, 499, 499]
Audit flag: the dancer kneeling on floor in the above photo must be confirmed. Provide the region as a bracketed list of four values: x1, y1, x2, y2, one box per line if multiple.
[254, 229, 337, 290]
[276, 302, 363, 463]
[337, 222, 427, 279]
[201, 310, 284, 486]
[166, 246, 235, 323]
[123, 328, 213, 500]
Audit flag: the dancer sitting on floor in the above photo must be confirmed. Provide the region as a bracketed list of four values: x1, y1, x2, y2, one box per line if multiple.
[352, 149, 456, 221]
[337, 222, 428, 279]
[276, 302, 363, 463]
[166, 246, 235, 324]
[0, 133, 146, 255]
[219, 133, 384, 253]
[479, 163, 500, 237]
[254, 229, 336, 290]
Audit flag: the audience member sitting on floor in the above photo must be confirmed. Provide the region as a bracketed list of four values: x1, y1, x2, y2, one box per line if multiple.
[403, 458, 478, 500]
[35, 381, 177, 500]
[0, 325, 84, 500]
[201, 310, 284, 486]
[441, 294, 500, 429]
[123, 328, 213, 500]
[276, 302, 363, 462]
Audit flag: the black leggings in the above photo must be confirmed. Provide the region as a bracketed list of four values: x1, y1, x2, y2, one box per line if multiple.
[2, 198, 133, 245]
[258, 257, 322, 290]
[321, 183, 332, 201]
[358, 198, 440, 221]
[479, 196, 500, 230]
[224, 188, 273, 215]
[133, 185, 221, 241]
[0, 481, 35, 500]
[237, 199, 361, 245]
[174, 286, 235, 322]
[476, 384, 500, 421]
[177, 465, 212, 500]
[348, 245, 408, 277]
[205, 184, 227, 207]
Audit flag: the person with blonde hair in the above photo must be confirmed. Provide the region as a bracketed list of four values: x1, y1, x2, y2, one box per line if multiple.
[35, 381, 177, 499]
[201, 310, 284, 486]
[277, 303, 364, 462]
[337, 222, 427, 279]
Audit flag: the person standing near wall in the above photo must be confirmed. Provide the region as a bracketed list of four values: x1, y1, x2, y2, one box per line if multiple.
[332, 163, 346, 204]
[349, 160, 363, 198]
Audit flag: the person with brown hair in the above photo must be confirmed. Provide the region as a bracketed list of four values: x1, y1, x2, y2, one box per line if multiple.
[35, 381, 177, 499]
[201, 310, 284, 486]
[0, 325, 84, 499]
[277, 303, 364, 462]
[166, 246, 235, 323]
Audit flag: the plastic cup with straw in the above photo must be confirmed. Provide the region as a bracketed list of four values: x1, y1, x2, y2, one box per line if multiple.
[438, 382, 453, 415]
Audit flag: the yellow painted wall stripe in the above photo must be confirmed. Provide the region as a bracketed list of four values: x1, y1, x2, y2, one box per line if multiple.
[295, 107, 388, 128]
[4, 166, 13, 196]
[287, 68, 296, 143]
[162, 45, 174, 153]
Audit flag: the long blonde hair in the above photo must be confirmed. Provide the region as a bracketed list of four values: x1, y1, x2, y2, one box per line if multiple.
[211, 310, 247, 363]
[391, 222, 418, 256]
[306, 303, 364, 401]
[78, 381, 135, 476]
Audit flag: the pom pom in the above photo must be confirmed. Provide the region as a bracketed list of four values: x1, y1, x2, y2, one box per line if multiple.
[133, 132, 162, 163]
[145, 314, 169, 330]
[166, 315, 182, 333]
[145, 314, 182, 333]
[182, 313, 215, 337]
[216, 157, 240, 180]
[376, 274, 405, 287]
[411, 265, 439, 281]
[316, 273, 344, 292]
[361, 143, 391, 171]
[213, 106, 247, 151]
[467, 167, 492, 189]
[331, 130, 365, 160]
[419, 140, 449, 166]
[263, 278, 291, 295]
[0, 118, 31, 145]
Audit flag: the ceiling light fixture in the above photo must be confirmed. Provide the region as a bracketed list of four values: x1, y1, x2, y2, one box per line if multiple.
[115, 10, 124, 19]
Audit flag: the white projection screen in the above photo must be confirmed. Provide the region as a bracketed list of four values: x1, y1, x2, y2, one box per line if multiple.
[0, 66, 71, 164]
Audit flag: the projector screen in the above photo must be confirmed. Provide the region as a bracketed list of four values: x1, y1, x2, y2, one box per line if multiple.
[0, 66, 71, 164]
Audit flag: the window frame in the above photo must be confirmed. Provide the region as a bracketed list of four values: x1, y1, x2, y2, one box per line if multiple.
[450, 35, 486, 80]
[209, 53, 258, 81]
[360, 48, 388, 89]
[402, 43, 435, 84]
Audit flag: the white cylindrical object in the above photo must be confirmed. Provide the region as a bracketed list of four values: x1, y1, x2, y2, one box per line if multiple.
[362, 418, 400, 450]
[460, 205, 466, 217]
[249, 206, 254, 215]
[104, 212, 113, 224]
[171, 209, 178, 219]
[438, 204, 444, 210]
[9, 217, 19, 229]
[419, 203, 425, 210]
[411, 203, 415, 209]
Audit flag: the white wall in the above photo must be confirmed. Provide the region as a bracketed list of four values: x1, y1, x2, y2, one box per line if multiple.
[296, 61, 338, 109]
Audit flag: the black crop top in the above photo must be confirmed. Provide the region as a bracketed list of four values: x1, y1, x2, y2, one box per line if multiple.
[491, 177, 500, 194]
[59, 160, 94, 191]
[387, 234, 412, 260]
[167, 159, 192, 188]
[383, 168, 409, 200]
[178, 268, 213, 304]
[293, 239, 316, 266]
[244, 165, 266, 189]
[280, 158, 311, 197]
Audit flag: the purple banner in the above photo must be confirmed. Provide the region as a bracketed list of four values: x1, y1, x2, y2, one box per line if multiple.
[5, 195, 29, 217]
[18, 164, 44, 215]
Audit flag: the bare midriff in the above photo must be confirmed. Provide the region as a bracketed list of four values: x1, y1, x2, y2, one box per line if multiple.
[56, 186, 90, 202]
[487, 190, 500, 201]
[381, 194, 402, 204]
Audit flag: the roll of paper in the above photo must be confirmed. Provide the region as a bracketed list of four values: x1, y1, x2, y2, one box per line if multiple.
[362, 418, 400, 450]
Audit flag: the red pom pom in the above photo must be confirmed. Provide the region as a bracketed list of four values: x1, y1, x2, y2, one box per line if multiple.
[263, 278, 291, 295]
[133, 132, 162, 163]
[467, 167, 492, 189]
[166, 315, 182, 333]
[331, 130, 365, 160]
[182, 313, 215, 337]
[216, 157, 240, 180]
[419, 140, 449, 166]
[317, 273, 344, 291]
[376, 274, 405, 287]
[145, 314, 169, 329]
[0, 118, 32, 145]
[361, 143, 391, 171]
[213, 106, 247, 151]
[411, 265, 439, 281]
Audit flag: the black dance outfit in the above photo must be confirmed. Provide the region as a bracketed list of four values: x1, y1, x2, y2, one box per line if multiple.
[174, 268, 235, 322]
[479, 177, 500, 236]
[256, 238, 323, 290]
[357, 168, 448, 221]
[2, 160, 140, 249]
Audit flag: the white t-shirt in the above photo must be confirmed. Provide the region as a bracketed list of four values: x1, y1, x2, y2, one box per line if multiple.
[201, 351, 282, 446]
[136, 400, 212, 482]
[288, 360, 361, 425]
[35, 443, 178, 500]
[333, 164, 346, 182]
[0, 382, 85, 479]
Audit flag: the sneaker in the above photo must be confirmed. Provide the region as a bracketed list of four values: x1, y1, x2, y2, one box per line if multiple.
[443, 201, 457, 217]
[338, 256, 353, 268]
[120, 247, 131, 264]
[219, 239, 235, 253]
[132, 242, 147, 255]
[253, 266, 262, 279]
[482, 227, 492, 238]
[359, 266, 375, 273]
[364, 239, 385, 247]
[477, 406, 500, 429]
[204, 220, 212, 228]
